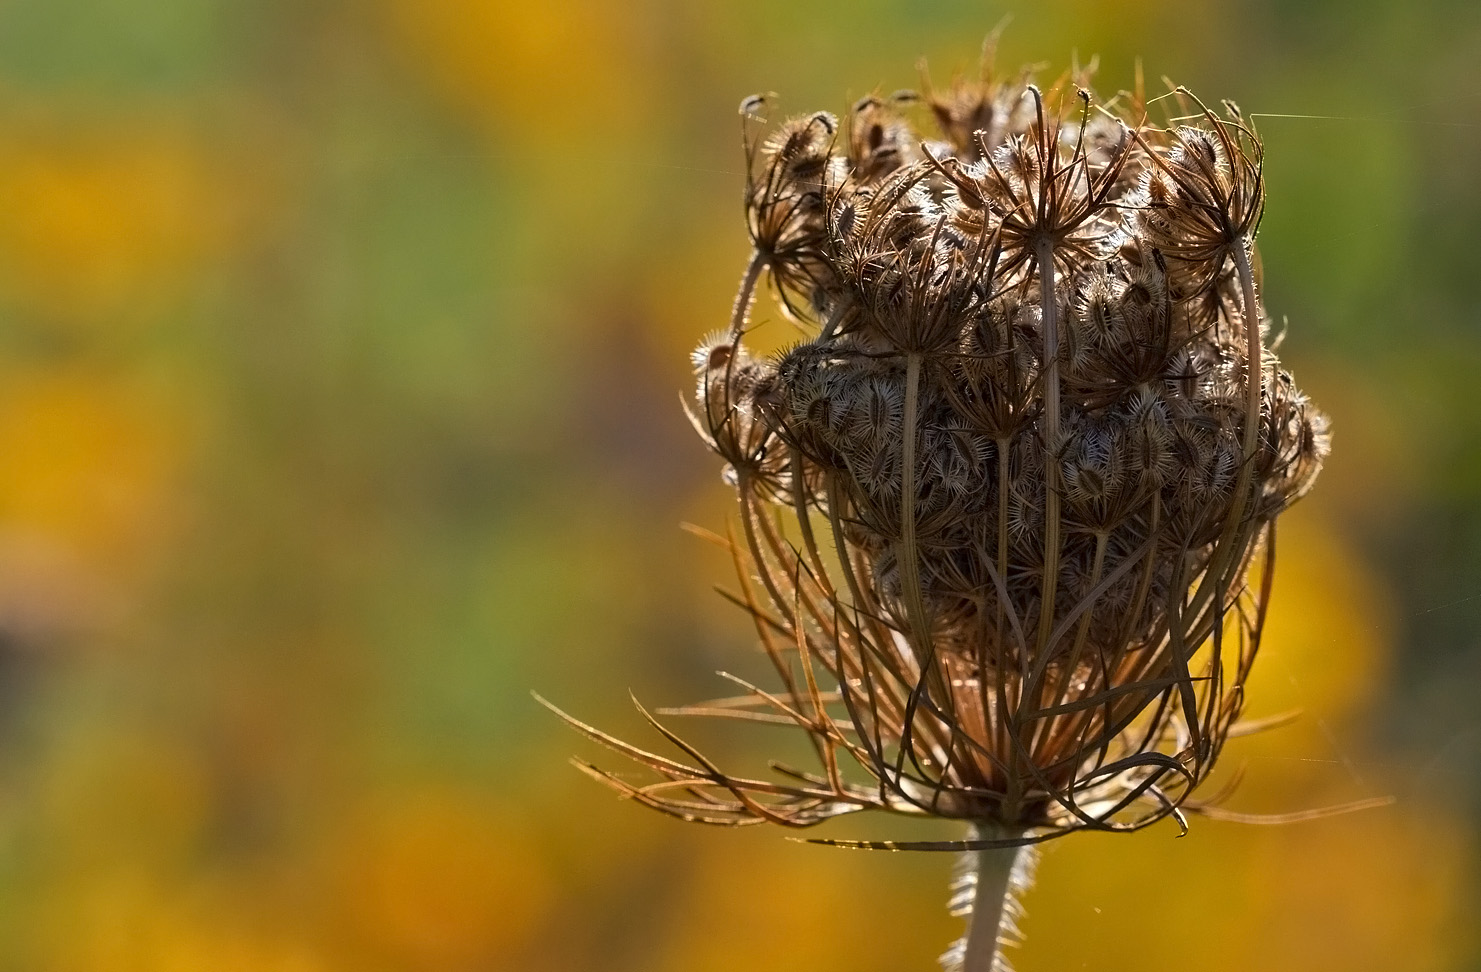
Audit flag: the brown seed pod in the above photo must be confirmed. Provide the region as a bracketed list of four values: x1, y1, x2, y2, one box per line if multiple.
[548, 50, 1349, 972]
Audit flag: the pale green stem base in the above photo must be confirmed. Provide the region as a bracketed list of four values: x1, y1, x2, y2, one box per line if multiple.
[950, 825, 1032, 972]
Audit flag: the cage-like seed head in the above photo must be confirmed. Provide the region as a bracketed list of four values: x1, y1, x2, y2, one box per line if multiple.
[562, 59, 1330, 869]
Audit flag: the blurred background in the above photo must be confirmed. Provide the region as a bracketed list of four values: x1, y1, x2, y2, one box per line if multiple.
[0, 1, 1476, 969]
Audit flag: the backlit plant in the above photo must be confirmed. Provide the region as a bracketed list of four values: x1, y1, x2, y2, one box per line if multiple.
[545, 45, 1336, 971]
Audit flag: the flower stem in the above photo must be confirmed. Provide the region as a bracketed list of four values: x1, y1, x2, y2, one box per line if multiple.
[1034, 235, 1061, 658]
[958, 825, 1031, 972]
[729, 250, 765, 339]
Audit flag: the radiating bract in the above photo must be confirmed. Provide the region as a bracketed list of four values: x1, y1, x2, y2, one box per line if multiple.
[549, 57, 1327, 852]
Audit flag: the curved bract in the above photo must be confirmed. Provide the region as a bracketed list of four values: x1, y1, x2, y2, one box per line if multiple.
[550, 55, 1329, 853]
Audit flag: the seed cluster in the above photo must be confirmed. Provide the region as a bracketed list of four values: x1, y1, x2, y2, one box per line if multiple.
[702, 82, 1326, 684]
[555, 58, 1329, 856]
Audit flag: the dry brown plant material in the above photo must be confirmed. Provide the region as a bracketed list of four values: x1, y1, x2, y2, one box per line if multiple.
[543, 45, 1343, 972]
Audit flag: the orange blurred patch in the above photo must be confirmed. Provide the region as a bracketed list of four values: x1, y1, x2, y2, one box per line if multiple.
[38, 874, 331, 972]
[1178, 509, 1394, 808]
[1025, 802, 1475, 972]
[0, 368, 187, 569]
[382, 0, 650, 140]
[1246, 509, 1391, 722]
[655, 832, 947, 972]
[337, 786, 552, 967]
[1020, 510, 1428, 972]
[0, 128, 240, 326]
[642, 223, 748, 354]
[1256, 809, 1477, 972]
[38, 729, 214, 870]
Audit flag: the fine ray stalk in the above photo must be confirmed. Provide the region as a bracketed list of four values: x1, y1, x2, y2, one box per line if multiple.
[546, 49, 1349, 972]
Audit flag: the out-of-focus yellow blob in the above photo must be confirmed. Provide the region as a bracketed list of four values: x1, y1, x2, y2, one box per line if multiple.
[1018, 511, 1479, 972]
[37, 730, 214, 868]
[336, 786, 552, 966]
[39, 876, 331, 972]
[0, 131, 236, 325]
[642, 227, 747, 353]
[0, 369, 185, 568]
[655, 832, 948, 972]
[1237, 508, 1391, 791]
[1023, 803, 1475, 972]
[381, 0, 648, 140]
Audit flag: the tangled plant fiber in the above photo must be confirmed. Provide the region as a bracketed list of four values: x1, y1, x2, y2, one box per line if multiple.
[543, 45, 1352, 971]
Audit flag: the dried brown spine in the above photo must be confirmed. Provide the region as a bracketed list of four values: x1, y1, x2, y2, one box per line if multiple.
[544, 53, 1335, 972]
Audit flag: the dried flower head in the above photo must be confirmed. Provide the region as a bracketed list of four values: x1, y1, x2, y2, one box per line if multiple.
[544, 46, 1340, 972]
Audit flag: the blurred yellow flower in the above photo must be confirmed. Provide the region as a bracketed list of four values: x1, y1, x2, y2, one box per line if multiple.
[0, 128, 238, 326]
[336, 786, 552, 967]
[38, 729, 213, 870]
[1252, 510, 1391, 722]
[382, 0, 649, 140]
[39, 874, 330, 972]
[0, 368, 185, 568]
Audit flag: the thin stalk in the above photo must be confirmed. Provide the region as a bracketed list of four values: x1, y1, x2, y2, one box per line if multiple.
[1184, 236, 1263, 624]
[1022, 235, 1062, 763]
[990, 435, 1012, 786]
[1227, 238, 1266, 555]
[1040, 531, 1108, 760]
[729, 251, 766, 339]
[899, 352, 953, 713]
[1166, 238, 1265, 756]
[957, 824, 1031, 972]
[1034, 236, 1061, 655]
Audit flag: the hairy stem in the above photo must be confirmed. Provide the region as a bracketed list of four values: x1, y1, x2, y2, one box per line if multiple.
[900, 352, 953, 719]
[729, 251, 766, 339]
[1023, 235, 1062, 762]
[1161, 238, 1265, 755]
[1034, 236, 1061, 656]
[956, 824, 1031, 972]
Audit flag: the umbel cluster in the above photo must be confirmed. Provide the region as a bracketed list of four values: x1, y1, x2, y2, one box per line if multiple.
[551, 58, 1328, 849]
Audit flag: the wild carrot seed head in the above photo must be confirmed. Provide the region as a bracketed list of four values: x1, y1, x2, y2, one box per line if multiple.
[553, 54, 1328, 846]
